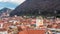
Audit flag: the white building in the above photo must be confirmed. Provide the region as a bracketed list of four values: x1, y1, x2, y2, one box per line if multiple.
[36, 17, 44, 27]
[0, 31, 8, 34]
[0, 23, 4, 28]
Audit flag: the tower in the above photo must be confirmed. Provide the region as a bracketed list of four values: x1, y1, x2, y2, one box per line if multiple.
[36, 16, 44, 27]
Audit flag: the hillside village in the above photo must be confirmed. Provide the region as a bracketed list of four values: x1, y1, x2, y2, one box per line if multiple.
[0, 0, 60, 34]
[0, 14, 60, 34]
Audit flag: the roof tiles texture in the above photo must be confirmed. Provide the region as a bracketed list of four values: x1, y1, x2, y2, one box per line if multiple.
[19, 30, 46, 34]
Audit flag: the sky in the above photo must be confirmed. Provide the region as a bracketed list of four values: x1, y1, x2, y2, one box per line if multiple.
[0, 0, 25, 10]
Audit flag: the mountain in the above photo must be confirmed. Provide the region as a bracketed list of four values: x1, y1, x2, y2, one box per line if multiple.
[0, 8, 12, 13]
[0, 8, 12, 15]
[10, 0, 60, 16]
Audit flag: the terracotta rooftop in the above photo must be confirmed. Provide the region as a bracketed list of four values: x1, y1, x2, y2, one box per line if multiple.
[19, 30, 46, 34]
[0, 28, 7, 31]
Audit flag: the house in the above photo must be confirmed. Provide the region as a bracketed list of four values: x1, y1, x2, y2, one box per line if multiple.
[0, 29, 8, 34]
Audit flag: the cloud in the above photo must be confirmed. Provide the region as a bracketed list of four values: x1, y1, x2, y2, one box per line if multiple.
[0, 0, 25, 4]
[8, 7, 15, 9]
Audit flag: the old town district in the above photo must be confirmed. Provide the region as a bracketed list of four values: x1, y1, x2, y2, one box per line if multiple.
[0, 15, 60, 34]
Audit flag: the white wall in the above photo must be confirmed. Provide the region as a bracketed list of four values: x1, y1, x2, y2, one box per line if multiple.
[0, 23, 3, 28]
[0, 31, 8, 34]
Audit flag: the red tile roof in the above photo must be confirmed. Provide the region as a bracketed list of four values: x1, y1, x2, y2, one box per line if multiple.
[0, 28, 7, 31]
[19, 30, 46, 34]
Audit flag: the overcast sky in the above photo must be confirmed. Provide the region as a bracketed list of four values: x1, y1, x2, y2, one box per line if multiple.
[0, 0, 25, 10]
